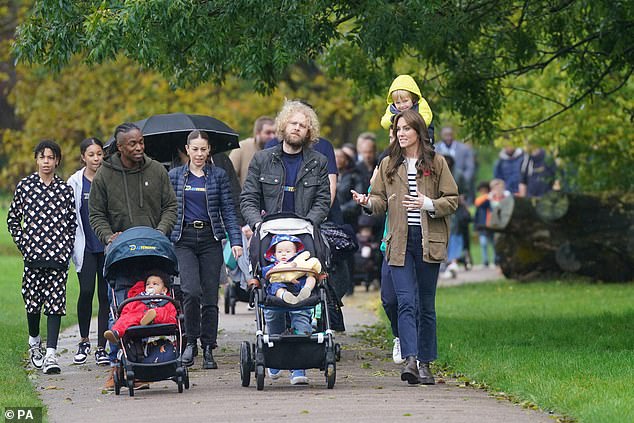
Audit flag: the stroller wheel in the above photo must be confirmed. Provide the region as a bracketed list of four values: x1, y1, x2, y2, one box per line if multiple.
[184, 368, 190, 390]
[255, 365, 265, 391]
[177, 376, 184, 393]
[127, 371, 135, 397]
[113, 367, 121, 395]
[240, 341, 252, 387]
[326, 362, 336, 389]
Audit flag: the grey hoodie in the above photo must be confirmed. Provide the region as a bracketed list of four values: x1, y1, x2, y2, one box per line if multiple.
[88, 153, 177, 245]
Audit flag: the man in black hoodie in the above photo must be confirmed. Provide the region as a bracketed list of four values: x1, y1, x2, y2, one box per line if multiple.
[88, 122, 177, 389]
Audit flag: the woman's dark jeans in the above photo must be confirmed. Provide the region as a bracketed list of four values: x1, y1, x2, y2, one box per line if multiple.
[388, 226, 440, 362]
[176, 226, 223, 348]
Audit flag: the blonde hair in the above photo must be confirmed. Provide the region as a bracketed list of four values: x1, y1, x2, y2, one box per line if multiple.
[489, 178, 505, 190]
[275, 101, 320, 145]
[391, 89, 419, 103]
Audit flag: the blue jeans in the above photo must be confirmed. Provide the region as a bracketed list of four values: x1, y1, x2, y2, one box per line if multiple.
[389, 226, 440, 362]
[380, 256, 399, 338]
[263, 309, 312, 335]
[478, 231, 495, 265]
[447, 233, 464, 261]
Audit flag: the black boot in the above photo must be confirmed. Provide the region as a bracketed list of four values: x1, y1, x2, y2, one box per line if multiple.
[202, 345, 217, 369]
[418, 361, 435, 385]
[400, 356, 420, 385]
[181, 342, 197, 367]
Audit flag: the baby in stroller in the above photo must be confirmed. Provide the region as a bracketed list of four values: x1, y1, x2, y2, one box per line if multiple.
[104, 270, 177, 344]
[263, 235, 322, 305]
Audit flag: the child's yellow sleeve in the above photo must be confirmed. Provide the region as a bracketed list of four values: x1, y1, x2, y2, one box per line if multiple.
[418, 96, 433, 126]
[380, 105, 393, 130]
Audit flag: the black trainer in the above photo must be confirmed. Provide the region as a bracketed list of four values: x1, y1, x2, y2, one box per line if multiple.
[73, 341, 91, 365]
[418, 362, 435, 385]
[400, 356, 421, 385]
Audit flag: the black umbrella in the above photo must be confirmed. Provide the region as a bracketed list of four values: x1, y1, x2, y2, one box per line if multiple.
[105, 113, 239, 163]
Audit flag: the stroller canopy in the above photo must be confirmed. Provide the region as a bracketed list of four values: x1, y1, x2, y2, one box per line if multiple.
[104, 226, 178, 280]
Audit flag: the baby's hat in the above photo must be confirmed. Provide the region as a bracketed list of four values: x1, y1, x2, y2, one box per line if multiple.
[265, 234, 305, 262]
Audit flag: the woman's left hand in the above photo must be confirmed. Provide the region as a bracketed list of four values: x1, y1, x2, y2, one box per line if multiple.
[232, 246, 243, 259]
[403, 191, 428, 210]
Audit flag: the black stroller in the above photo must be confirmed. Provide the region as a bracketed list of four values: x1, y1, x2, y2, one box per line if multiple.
[240, 213, 339, 390]
[104, 226, 189, 396]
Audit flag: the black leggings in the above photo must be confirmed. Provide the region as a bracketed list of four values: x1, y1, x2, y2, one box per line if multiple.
[27, 312, 61, 349]
[77, 251, 108, 347]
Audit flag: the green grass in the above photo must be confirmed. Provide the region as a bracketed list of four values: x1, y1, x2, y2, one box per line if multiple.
[0, 208, 81, 416]
[377, 280, 634, 423]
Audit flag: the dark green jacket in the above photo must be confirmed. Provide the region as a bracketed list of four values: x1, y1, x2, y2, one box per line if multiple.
[89, 153, 177, 244]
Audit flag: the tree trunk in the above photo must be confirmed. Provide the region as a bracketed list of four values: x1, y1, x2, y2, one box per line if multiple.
[491, 191, 634, 282]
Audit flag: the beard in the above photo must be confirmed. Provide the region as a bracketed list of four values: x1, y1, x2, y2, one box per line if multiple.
[282, 132, 309, 149]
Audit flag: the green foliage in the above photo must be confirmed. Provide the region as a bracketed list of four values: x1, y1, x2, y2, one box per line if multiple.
[0, 56, 384, 190]
[12, 0, 634, 139]
[496, 65, 634, 192]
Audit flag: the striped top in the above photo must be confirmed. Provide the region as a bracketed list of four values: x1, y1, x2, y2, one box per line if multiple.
[406, 158, 421, 226]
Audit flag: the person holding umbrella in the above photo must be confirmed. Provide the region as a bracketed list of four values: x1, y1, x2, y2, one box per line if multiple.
[169, 130, 243, 369]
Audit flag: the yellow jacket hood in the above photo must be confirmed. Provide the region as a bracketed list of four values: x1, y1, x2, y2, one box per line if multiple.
[386, 75, 423, 104]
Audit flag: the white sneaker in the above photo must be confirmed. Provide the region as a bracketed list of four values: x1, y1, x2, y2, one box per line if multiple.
[392, 338, 405, 364]
[28, 343, 45, 369]
[447, 262, 459, 276]
[268, 368, 282, 380]
[290, 370, 309, 385]
[43, 354, 61, 374]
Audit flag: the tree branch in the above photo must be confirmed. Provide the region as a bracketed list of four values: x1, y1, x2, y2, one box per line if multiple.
[500, 61, 617, 132]
[502, 85, 567, 107]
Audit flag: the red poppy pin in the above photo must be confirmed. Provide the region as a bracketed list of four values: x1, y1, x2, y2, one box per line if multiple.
[423, 170, 431, 176]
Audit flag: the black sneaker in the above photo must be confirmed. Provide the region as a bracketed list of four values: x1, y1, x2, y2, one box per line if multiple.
[73, 341, 91, 365]
[94, 347, 109, 366]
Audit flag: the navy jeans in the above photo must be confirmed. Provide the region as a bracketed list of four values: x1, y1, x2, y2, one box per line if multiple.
[176, 226, 223, 348]
[389, 226, 440, 362]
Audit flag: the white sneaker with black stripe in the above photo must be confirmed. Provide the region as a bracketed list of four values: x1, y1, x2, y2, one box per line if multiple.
[28, 343, 45, 369]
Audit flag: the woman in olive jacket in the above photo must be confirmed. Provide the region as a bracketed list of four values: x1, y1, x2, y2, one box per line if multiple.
[353, 109, 458, 385]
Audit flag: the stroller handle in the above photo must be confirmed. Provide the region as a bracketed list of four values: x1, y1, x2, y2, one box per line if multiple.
[117, 294, 178, 315]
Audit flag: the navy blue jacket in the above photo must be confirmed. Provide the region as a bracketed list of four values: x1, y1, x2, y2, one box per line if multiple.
[494, 148, 526, 194]
[169, 164, 242, 247]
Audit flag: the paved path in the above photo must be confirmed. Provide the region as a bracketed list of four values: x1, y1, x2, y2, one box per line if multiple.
[34, 275, 551, 423]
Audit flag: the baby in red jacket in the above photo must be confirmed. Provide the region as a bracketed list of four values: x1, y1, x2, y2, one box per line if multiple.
[104, 271, 177, 343]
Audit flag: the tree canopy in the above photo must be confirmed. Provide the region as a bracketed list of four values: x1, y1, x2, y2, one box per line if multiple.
[13, 0, 634, 138]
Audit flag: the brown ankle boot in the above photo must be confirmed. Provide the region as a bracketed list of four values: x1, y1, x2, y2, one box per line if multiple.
[418, 362, 435, 385]
[400, 356, 420, 385]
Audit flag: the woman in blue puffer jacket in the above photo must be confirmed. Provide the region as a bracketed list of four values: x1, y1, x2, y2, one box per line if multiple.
[168, 130, 243, 370]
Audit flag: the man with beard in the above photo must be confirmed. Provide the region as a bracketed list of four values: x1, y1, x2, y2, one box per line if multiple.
[229, 116, 276, 187]
[240, 100, 330, 386]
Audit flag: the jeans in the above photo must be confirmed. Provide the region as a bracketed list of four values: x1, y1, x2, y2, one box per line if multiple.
[176, 226, 223, 348]
[389, 226, 440, 362]
[447, 233, 464, 261]
[478, 231, 495, 265]
[263, 309, 312, 336]
[380, 256, 399, 338]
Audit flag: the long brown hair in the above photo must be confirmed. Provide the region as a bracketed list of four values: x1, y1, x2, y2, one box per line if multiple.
[386, 110, 435, 183]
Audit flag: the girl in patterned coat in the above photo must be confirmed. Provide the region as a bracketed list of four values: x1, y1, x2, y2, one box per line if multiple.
[7, 140, 77, 374]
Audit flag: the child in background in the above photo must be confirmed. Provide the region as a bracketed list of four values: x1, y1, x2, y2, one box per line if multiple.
[380, 74, 434, 142]
[489, 178, 512, 207]
[104, 271, 177, 343]
[474, 181, 495, 268]
[263, 235, 321, 305]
